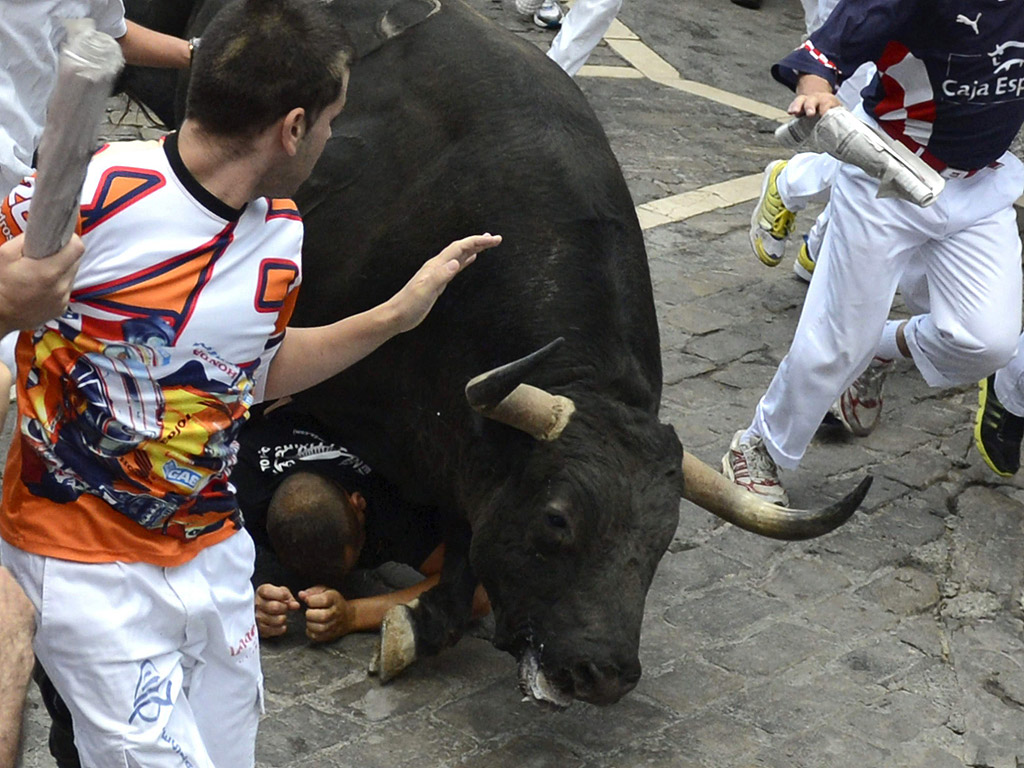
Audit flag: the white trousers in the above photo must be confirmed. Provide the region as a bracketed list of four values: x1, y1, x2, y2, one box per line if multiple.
[750, 155, 1024, 468]
[547, 0, 623, 77]
[901, 260, 1024, 417]
[1, 531, 263, 768]
[994, 335, 1024, 416]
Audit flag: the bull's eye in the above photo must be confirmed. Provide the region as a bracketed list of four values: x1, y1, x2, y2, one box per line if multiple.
[546, 513, 568, 529]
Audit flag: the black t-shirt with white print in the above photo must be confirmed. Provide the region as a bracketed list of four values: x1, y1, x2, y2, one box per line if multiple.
[232, 401, 442, 575]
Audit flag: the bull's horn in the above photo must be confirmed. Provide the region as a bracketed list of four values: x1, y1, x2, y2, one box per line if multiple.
[681, 451, 871, 540]
[470, 383, 576, 441]
[466, 338, 565, 408]
[466, 338, 576, 441]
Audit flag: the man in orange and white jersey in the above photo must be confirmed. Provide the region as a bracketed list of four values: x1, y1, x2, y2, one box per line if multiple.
[0, 0, 500, 765]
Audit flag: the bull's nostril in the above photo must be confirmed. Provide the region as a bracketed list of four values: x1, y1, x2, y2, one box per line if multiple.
[570, 659, 641, 705]
[622, 660, 641, 686]
[573, 660, 602, 688]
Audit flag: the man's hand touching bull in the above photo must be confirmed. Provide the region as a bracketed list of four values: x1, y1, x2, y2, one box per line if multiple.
[262, 234, 501, 401]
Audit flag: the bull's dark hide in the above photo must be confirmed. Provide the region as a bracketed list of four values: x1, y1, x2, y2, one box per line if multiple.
[120, 0, 861, 707]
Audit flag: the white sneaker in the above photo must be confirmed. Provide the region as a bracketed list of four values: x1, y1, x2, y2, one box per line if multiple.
[721, 429, 790, 507]
[515, 0, 545, 15]
[826, 357, 894, 436]
[533, 0, 563, 27]
[793, 235, 815, 282]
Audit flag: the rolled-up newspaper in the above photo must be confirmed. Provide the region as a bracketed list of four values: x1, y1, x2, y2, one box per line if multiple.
[24, 19, 124, 260]
[775, 107, 945, 208]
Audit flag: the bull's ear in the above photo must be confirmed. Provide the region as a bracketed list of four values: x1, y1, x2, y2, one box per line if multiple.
[465, 339, 575, 441]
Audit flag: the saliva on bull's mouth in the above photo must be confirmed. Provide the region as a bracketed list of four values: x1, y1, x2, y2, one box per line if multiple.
[508, 627, 636, 709]
[503, 628, 572, 708]
[518, 647, 574, 710]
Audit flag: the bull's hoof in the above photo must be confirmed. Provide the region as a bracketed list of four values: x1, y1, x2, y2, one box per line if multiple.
[369, 601, 419, 684]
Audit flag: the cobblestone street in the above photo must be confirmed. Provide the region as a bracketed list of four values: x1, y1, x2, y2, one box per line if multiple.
[8, 0, 1024, 766]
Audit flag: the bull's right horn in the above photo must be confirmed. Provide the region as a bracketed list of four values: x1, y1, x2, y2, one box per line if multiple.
[681, 451, 871, 540]
[465, 338, 576, 441]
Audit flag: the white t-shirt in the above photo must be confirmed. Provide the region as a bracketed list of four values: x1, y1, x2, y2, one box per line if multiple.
[0, 0, 127, 196]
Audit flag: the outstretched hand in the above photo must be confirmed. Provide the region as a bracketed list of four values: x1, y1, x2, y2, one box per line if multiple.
[386, 234, 501, 334]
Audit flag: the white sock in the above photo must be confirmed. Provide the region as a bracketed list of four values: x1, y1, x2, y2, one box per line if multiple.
[874, 320, 903, 361]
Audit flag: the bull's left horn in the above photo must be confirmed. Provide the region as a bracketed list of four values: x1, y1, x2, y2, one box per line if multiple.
[681, 451, 871, 540]
[466, 338, 576, 441]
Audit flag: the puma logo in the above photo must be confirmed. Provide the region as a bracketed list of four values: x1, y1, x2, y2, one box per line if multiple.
[956, 13, 981, 35]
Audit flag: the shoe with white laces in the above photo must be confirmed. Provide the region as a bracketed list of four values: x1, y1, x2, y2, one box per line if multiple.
[750, 160, 796, 268]
[721, 429, 790, 507]
[533, 0, 563, 28]
[793, 234, 816, 282]
[975, 374, 1024, 477]
[825, 357, 895, 437]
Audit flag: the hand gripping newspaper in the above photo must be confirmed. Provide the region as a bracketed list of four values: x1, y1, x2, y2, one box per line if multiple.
[776, 106, 945, 207]
[23, 19, 125, 260]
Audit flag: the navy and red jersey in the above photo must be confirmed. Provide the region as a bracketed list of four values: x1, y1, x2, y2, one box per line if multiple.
[772, 0, 1024, 171]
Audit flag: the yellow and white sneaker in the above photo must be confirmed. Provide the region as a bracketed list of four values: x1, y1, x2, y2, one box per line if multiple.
[750, 160, 796, 268]
[793, 235, 816, 282]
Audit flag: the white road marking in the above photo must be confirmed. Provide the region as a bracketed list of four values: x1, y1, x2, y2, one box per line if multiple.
[584, 18, 789, 122]
[577, 65, 645, 79]
[635, 173, 762, 230]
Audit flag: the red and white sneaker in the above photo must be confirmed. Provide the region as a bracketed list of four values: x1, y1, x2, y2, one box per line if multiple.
[827, 357, 894, 437]
[721, 429, 790, 507]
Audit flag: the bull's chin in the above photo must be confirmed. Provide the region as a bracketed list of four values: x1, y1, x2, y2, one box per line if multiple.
[517, 649, 574, 710]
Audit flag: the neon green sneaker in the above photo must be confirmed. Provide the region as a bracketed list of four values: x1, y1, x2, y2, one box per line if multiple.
[975, 375, 1023, 477]
[750, 160, 796, 268]
[793, 234, 816, 282]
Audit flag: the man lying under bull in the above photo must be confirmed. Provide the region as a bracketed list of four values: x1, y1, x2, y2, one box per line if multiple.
[239, 397, 490, 643]
[0, 0, 500, 765]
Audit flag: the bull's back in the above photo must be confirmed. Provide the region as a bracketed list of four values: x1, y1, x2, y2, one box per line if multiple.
[293, 0, 661, 496]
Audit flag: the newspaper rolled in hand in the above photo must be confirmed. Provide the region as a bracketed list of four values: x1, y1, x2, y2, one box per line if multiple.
[775, 106, 945, 207]
[23, 19, 124, 260]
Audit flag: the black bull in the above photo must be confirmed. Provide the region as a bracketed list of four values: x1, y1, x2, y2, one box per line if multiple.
[122, 0, 871, 706]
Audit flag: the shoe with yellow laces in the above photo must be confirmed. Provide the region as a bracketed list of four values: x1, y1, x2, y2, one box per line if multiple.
[750, 160, 797, 267]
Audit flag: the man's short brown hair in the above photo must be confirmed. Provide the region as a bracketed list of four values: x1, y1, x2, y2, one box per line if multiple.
[266, 472, 363, 587]
[186, 0, 354, 139]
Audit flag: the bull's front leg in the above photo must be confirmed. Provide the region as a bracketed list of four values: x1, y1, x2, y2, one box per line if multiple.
[369, 520, 478, 683]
